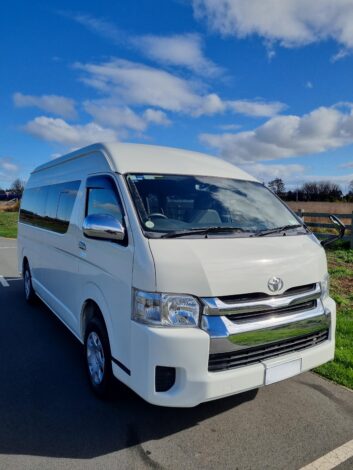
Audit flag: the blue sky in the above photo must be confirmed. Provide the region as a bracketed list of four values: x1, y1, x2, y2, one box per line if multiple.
[2, 0, 353, 190]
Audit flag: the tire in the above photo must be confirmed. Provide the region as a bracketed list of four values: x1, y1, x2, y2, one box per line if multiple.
[84, 316, 113, 398]
[23, 262, 37, 304]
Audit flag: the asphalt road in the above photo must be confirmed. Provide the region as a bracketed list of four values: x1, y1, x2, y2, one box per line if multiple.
[0, 236, 353, 470]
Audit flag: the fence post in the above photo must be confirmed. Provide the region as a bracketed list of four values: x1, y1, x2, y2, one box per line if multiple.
[351, 212, 353, 249]
[298, 209, 304, 222]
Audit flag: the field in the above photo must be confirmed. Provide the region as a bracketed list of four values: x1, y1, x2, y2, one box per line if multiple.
[287, 201, 353, 214]
[315, 245, 353, 389]
[0, 211, 18, 238]
[288, 201, 353, 229]
[0, 200, 19, 237]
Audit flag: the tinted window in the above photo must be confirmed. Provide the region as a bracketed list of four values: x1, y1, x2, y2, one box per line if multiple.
[86, 176, 124, 225]
[87, 188, 123, 223]
[20, 180, 80, 233]
[56, 182, 81, 233]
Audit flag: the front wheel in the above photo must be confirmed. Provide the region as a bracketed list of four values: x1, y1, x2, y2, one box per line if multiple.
[84, 317, 113, 398]
[23, 262, 37, 304]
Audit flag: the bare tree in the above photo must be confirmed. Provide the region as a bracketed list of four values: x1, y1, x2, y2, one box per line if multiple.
[268, 178, 286, 196]
[300, 181, 342, 201]
[10, 178, 25, 196]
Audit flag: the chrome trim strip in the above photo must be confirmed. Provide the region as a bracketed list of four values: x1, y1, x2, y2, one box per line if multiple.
[201, 283, 321, 315]
[205, 306, 331, 354]
[202, 302, 326, 338]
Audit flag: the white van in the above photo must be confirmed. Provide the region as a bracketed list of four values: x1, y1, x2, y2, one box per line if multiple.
[18, 143, 336, 407]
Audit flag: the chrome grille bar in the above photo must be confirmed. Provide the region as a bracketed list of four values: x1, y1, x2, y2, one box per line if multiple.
[201, 283, 321, 316]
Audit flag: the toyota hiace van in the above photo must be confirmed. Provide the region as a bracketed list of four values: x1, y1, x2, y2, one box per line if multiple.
[18, 143, 336, 407]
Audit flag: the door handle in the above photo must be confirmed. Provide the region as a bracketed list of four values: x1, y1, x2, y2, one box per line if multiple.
[78, 241, 86, 251]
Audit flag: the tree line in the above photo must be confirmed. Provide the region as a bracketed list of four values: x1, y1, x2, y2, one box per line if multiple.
[0, 178, 25, 199]
[267, 178, 353, 202]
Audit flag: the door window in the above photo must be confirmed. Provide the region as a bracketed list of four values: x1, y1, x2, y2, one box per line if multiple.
[86, 176, 124, 226]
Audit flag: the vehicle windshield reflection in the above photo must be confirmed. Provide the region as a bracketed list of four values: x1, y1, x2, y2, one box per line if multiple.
[126, 174, 302, 238]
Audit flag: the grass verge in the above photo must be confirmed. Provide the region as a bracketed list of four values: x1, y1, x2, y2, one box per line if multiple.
[0, 211, 18, 238]
[315, 245, 353, 389]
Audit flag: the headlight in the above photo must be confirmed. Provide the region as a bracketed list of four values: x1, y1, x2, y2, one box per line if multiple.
[321, 273, 330, 300]
[132, 289, 200, 327]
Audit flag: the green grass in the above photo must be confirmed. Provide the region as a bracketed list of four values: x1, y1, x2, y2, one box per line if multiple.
[0, 211, 18, 238]
[315, 247, 353, 389]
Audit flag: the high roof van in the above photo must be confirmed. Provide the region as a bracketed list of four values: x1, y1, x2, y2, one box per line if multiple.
[18, 143, 336, 407]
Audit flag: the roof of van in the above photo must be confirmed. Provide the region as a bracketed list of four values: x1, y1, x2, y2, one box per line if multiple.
[33, 142, 257, 181]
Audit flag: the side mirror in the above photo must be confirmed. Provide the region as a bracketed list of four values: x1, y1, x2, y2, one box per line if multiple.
[321, 215, 345, 247]
[83, 214, 125, 242]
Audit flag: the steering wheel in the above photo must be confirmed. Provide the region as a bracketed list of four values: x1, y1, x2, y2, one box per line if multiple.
[149, 213, 168, 219]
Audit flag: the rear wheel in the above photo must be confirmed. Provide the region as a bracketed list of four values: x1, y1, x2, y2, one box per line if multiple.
[23, 262, 36, 304]
[84, 316, 113, 398]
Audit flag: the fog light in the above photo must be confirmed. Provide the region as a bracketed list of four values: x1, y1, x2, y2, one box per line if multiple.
[155, 366, 176, 392]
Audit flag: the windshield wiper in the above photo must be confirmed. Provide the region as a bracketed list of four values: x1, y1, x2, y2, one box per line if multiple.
[161, 226, 247, 239]
[254, 224, 304, 237]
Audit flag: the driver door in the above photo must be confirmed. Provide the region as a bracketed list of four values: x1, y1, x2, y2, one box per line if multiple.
[77, 174, 134, 368]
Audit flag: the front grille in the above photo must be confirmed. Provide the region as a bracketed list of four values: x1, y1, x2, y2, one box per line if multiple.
[208, 329, 329, 372]
[226, 300, 317, 322]
[219, 283, 317, 304]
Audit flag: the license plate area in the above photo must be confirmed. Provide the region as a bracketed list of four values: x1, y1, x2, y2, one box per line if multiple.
[264, 358, 302, 385]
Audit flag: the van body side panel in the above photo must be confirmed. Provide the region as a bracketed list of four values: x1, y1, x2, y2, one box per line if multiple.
[75, 173, 135, 369]
[18, 152, 111, 334]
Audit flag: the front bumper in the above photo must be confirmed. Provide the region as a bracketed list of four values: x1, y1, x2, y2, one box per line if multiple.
[113, 297, 336, 408]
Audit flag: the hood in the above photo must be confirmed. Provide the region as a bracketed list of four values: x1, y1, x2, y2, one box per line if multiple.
[148, 234, 327, 297]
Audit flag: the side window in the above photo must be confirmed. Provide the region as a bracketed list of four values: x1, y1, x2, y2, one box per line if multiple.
[86, 176, 124, 226]
[19, 186, 48, 227]
[56, 181, 81, 233]
[20, 180, 80, 233]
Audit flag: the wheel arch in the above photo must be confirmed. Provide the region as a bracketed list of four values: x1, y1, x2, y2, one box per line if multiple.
[79, 283, 115, 355]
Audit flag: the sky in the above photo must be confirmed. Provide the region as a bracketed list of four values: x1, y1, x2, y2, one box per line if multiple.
[2, 0, 353, 191]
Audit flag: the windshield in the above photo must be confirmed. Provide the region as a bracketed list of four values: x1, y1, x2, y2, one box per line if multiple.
[125, 174, 302, 237]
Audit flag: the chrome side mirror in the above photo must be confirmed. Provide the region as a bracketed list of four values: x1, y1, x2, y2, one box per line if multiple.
[83, 214, 125, 241]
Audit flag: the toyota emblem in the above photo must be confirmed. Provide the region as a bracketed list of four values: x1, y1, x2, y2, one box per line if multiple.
[268, 277, 284, 293]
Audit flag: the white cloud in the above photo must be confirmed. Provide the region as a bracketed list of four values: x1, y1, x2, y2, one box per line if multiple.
[24, 116, 118, 147]
[84, 102, 147, 132]
[331, 48, 350, 62]
[200, 106, 353, 163]
[0, 159, 19, 173]
[227, 99, 286, 117]
[193, 0, 353, 55]
[13, 92, 77, 119]
[143, 109, 171, 126]
[239, 162, 306, 182]
[59, 12, 123, 44]
[194, 93, 226, 116]
[0, 158, 19, 185]
[133, 33, 222, 77]
[75, 59, 203, 113]
[305, 81, 313, 89]
[83, 101, 171, 133]
[62, 11, 220, 76]
[76, 58, 284, 119]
